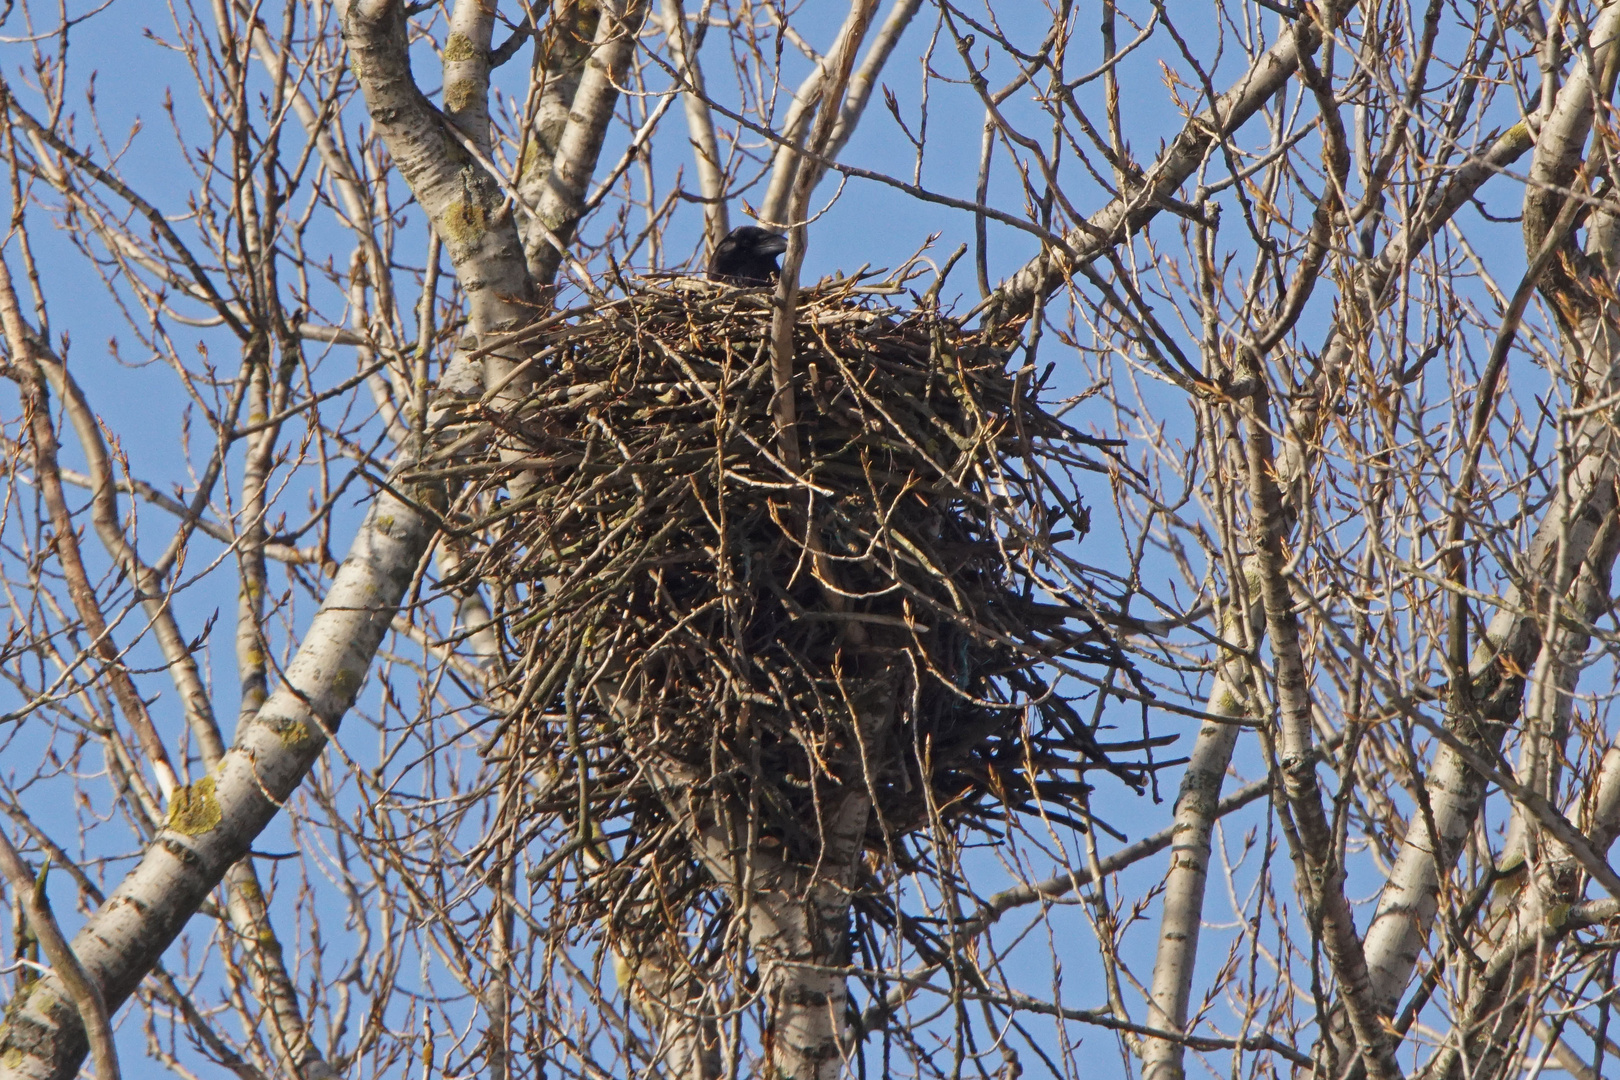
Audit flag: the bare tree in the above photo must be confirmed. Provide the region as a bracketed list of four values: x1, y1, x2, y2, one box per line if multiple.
[3, 3, 1620, 1080]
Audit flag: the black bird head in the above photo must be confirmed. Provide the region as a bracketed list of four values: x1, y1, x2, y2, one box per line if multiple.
[707, 225, 788, 286]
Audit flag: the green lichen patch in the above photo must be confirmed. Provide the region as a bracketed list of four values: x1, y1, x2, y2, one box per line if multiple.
[442, 31, 477, 63]
[444, 79, 479, 113]
[3, 980, 33, 1019]
[168, 776, 221, 836]
[265, 712, 319, 750]
[439, 196, 489, 246]
[329, 666, 363, 704]
[519, 138, 550, 180]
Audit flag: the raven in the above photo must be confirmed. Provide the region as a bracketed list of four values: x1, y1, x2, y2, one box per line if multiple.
[707, 225, 788, 286]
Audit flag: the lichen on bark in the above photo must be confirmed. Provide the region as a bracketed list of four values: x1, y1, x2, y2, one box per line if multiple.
[167, 777, 221, 837]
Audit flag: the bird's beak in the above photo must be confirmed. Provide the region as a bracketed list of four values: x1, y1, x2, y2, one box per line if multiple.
[759, 233, 788, 256]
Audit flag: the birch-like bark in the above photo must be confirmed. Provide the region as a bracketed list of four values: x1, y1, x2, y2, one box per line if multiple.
[240, 6, 402, 335]
[101, 14, 353, 1070]
[756, 1, 874, 229]
[517, 2, 601, 276]
[768, 0, 876, 459]
[1186, 56, 1380, 1059]
[1428, 507, 1620, 1080]
[781, 0, 923, 216]
[610, 890, 723, 1080]
[352, 5, 724, 1072]
[1505, 602, 1585, 863]
[750, 8, 879, 1060]
[343, 0, 536, 366]
[0, 833, 119, 1080]
[646, 756, 879, 1080]
[13, 253, 337, 1079]
[1352, 3, 1620, 1035]
[0, 6, 587, 1071]
[1417, 150, 1620, 1077]
[526, 0, 650, 289]
[235, 334, 276, 732]
[1234, 340, 1401, 1080]
[2, 128, 433, 1080]
[978, 15, 1332, 329]
[226, 318, 340, 1080]
[443, 0, 497, 152]
[1425, 896, 1620, 1080]
[659, 0, 729, 252]
[1138, 16, 1490, 1074]
[1141, 111, 1537, 1080]
[1139, 567, 1256, 1080]
[0, 469, 442, 1080]
[1355, 443, 1620, 1017]
[1424, 667, 1620, 1080]
[633, 636, 899, 1080]
[483, 860, 513, 1080]
[354, 6, 733, 1073]
[222, 862, 339, 1080]
[344, 0, 550, 501]
[1521, 1, 1620, 335]
[1587, 745, 1620, 854]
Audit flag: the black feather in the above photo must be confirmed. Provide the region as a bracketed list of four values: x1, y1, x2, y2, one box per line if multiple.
[707, 225, 788, 286]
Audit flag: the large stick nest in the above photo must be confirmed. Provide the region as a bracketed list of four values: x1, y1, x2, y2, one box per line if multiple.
[430, 277, 1167, 892]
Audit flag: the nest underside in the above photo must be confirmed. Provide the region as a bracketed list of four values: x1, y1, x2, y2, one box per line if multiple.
[428, 279, 1166, 917]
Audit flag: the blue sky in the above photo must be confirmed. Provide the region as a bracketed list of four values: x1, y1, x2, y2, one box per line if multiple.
[0, 1, 1569, 1077]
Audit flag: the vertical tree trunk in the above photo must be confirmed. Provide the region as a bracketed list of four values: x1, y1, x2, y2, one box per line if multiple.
[1140, 580, 1252, 1080]
[639, 653, 898, 1080]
